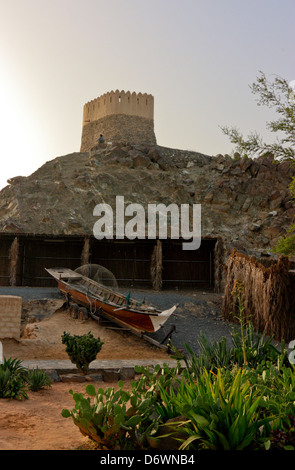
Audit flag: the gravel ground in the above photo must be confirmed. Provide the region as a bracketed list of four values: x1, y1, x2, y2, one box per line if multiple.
[0, 286, 63, 301]
[0, 286, 236, 356]
[124, 288, 236, 354]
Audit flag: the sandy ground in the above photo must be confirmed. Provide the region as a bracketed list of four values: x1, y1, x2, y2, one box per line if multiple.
[2, 303, 169, 361]
[0, 381, 131, 451]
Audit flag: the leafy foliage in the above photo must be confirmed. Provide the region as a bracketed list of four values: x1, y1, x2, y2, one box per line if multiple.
[0, 357, 28, 400]
[221, 71, 295, 160]
[62, 357, 295, 451]
[61, 331, 104, 375]
[221, 71, 295, 255]
[62, 363, 182, 450]
[171, 321, 283, 378]
[26, 367, 51, 392]
[164, 368, 273, 450]
[0, 357, 52, 399]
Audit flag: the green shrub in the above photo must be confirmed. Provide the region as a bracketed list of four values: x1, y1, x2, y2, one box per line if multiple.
[231, 322, 284, 368]
[26, 368, 52, 392]
[1, 357, 27, 378]
[0, 358, 28, 400]
[61, 331, 104, 375]
[0, 357, 55, 399]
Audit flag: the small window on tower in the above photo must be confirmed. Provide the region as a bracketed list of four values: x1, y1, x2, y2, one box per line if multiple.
[119, 96, 121, 103]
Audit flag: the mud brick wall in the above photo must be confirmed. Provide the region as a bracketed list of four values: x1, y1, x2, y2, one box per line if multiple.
[0, 295, 22, 340]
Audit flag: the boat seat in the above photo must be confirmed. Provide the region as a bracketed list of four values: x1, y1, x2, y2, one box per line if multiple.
[59, 273, 82, 281]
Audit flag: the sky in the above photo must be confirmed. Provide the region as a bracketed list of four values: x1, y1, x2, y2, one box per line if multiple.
[0, 0, 294, 190]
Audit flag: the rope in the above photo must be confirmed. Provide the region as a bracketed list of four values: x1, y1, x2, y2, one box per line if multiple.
[86, 288, 97, 315]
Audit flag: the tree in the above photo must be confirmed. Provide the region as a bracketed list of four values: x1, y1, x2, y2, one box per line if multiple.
[221, 71, 295, 256]
[221, 71, 295, 160]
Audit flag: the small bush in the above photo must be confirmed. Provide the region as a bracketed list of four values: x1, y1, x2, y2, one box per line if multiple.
[0, 358, 28, 400]
[1, 357, 27, 378]
[26, 368, 52, 392]
[61, 331, 104, 375]
[269, 415, 295, 450]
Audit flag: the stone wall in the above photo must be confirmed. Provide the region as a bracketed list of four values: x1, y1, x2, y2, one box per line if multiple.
[0, 295, 22, 340]
[80, 114, 157, 151]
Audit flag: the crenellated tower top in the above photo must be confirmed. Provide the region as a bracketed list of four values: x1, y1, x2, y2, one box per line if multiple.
[82, 90, 154, 127]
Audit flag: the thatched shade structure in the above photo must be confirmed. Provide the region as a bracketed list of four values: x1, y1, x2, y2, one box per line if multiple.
[222, 249, 295, 342]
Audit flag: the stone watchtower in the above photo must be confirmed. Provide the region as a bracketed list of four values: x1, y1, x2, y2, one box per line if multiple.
[80, 90, 157, 151]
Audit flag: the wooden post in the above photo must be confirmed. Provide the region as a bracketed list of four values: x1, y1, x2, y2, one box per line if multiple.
[151, 240, 162, 290]
[81, 236, 90, 266]
[9, 237, 19, 286]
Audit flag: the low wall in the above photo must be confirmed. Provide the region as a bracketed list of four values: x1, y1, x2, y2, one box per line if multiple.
[0, 295, 22, 340]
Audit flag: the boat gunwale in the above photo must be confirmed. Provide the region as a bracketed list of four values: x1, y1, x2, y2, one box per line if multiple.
[46, 268, 162, 316]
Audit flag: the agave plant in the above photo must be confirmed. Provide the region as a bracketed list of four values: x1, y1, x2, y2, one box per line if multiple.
[26, 368, 52, 392]
[0, 359, 28, 400]
[1, 357, 27, 379]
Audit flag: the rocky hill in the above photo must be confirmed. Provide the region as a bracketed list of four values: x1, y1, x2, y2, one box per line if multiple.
[0, 142, 294, 258]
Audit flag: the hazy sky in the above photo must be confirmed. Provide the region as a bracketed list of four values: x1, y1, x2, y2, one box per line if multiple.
[0, 0, 294, 190]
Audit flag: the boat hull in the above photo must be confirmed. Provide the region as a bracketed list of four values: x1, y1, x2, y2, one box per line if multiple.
[58, 279, 158, 333]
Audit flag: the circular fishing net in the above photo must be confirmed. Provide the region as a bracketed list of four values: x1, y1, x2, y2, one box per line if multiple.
[75, 264, 118, 288]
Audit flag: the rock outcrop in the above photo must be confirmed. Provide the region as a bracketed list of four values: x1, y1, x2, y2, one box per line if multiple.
[0, 142, 294, 260]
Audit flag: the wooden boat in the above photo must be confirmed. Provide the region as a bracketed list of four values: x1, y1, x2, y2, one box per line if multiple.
[45, 267, 176, 334]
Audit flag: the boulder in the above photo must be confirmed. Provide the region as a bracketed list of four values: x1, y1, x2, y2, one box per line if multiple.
[132, 153, 152, 168]
[157, 157, 172, 171]
[148, 148, 161, 162]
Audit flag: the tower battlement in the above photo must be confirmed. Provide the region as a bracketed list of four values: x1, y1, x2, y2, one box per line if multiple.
[82, 90, 154, 126]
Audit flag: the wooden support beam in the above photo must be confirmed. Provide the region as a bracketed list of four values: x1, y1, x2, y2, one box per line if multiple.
[81, 236, 90, 266]
[151, 240, 162, 291]
[9, 237, 19, 286]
